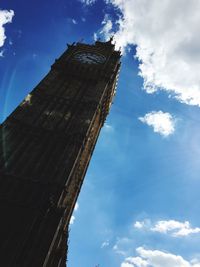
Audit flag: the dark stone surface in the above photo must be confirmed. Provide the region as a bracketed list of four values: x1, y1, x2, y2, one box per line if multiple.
[0, 40, 121, 266]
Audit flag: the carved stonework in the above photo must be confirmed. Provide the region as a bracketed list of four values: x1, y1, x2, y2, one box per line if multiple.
[0, 40, 121, 267]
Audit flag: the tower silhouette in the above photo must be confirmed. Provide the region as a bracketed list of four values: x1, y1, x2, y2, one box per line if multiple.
[0, 39, 121, 266]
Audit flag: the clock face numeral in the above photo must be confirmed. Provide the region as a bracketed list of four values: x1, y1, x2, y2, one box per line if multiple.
[74, 52, 106, 64]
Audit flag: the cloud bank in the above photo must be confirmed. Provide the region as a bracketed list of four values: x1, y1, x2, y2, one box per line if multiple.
[121, 247, 200, 267]
[138, 111, 175, 137]
[102, 0, 200, 106]
[0, 9, 14, 48]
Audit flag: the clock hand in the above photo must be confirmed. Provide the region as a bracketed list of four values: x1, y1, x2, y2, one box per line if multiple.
[85, 57, 94, 62]
[86, 56, 99, 63]
[86, 56, 95, 60]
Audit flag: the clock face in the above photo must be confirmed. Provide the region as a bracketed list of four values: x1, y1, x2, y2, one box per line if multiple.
[74, 52, 106, 64]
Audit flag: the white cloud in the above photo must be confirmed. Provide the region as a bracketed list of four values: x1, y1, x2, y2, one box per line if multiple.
[79, 0, 97, 5]
[125, 256, 148, 267]
[134, 219, 200, 237]
[134, 221, 145, 229]
[70, 202, 79, 225]
[0, 9, 14, 48]
[121, 263, 136, 267]
[151, 220, 200, 237]
[139, 111, 175, 137]
[121, 247, 200, 267]
[74, 202, 79, 211]
[93, 14, 114, 42]
[134, 220, 153, 230]
[70, 215, 75, 225]
[103, 0, 200, 106]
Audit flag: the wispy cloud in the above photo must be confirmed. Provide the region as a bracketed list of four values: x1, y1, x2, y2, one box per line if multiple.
[0, 10, 14, 47]
[72, 19, 77, 25]
[121, 247, 200, 267]
[79, 0, 97, 5]
[94, 14, 114, 42]
[103, 122, 114, 133]
[113, 237, 132, 256]
[138, 111, 176, 137]
[101, 240, 109, 248]
[113, 244, 127, 256]
[100, 14, 113, 40]
[0, 50, 4, 57]
[134, 219, 200, 237]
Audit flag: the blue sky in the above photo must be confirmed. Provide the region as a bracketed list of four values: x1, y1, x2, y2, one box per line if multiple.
[1, 0, 200, 266]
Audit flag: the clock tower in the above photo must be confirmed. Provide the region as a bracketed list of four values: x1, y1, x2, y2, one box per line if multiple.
[0, 39, 121, 266]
